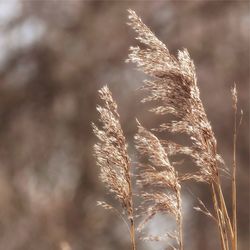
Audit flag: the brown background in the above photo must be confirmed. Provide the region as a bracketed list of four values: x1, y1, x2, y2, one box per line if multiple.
[0, 1, 249, 250]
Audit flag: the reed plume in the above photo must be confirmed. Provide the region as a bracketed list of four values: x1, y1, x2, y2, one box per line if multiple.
[135, 121, 183, 250]
[127, 9, 236, 250]
[127, 9, 224, 183]
[93, 86, 136, 250]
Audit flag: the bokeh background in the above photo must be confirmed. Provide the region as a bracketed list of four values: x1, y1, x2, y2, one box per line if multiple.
[0, 1, 249, 250]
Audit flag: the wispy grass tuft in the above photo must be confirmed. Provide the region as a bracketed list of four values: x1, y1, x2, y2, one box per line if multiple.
[93, 86, 136, 250]
[93, 10, 241, 250]
[135, 121, 183, 250]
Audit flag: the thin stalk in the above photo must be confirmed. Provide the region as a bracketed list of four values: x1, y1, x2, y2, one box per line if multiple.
[129, 217, 136, 250]
[127, 168, 136, 250]
[220, 208, 229, 250]
[232, 85, 238, 250]
[213, 156, 234, 246]
[176, 187, 183, 250]
[215, 178, 235, 250]
[216, 179, 234, 239]
[211, 183, 227, 250]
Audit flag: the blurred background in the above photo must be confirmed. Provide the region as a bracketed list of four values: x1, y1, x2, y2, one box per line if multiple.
[0, 1, 249, 250]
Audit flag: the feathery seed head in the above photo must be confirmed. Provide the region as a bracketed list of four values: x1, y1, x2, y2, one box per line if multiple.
[93, 86, 132, 216]
[127, 10, 224, 183]
[134, 121, 182, 247]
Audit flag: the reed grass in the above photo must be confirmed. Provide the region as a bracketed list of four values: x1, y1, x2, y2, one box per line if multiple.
[93, 10, 240, 250]
[93, 86, 136, 250]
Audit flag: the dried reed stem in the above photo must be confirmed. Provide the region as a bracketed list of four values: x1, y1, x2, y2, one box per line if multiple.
[211, 183, 228, 250]
[231, 84, 238, 250]
[217, 180, 234, 238]
[128, 171, 136, 250]
[130, 217, 136, 250]
[176, 187, 183, 250]
[210, 168, 235, 250]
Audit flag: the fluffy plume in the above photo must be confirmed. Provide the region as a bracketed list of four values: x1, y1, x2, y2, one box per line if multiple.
[93, 86, 136, 250]
[134, 122, 183, 249]
[127, 9, 224, 183]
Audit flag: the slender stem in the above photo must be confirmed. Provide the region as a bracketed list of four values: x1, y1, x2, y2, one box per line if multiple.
[129, 218, 136, 250]
[216, 180, 234, 239]
[232, 90, 238, 250]
[127, 164, 136, 250]
[211, 183, 227, 250]
[128, 198, 136, 250]
[221, 210, 229, 250]
[177, 187, 183, 250]
[221, 208, 229, 250]
[212, 159, 234, 249]
[123, 143, 136, 250]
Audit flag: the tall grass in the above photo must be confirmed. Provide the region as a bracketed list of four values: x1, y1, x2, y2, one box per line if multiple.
[93, 86, 136, 250]
[93, 10, 240, 250]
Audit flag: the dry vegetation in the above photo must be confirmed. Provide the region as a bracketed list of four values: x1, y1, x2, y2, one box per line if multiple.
[93, 86, 136, 250]
[94, 10, 242, 250]
[0, 2, 248, 250]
